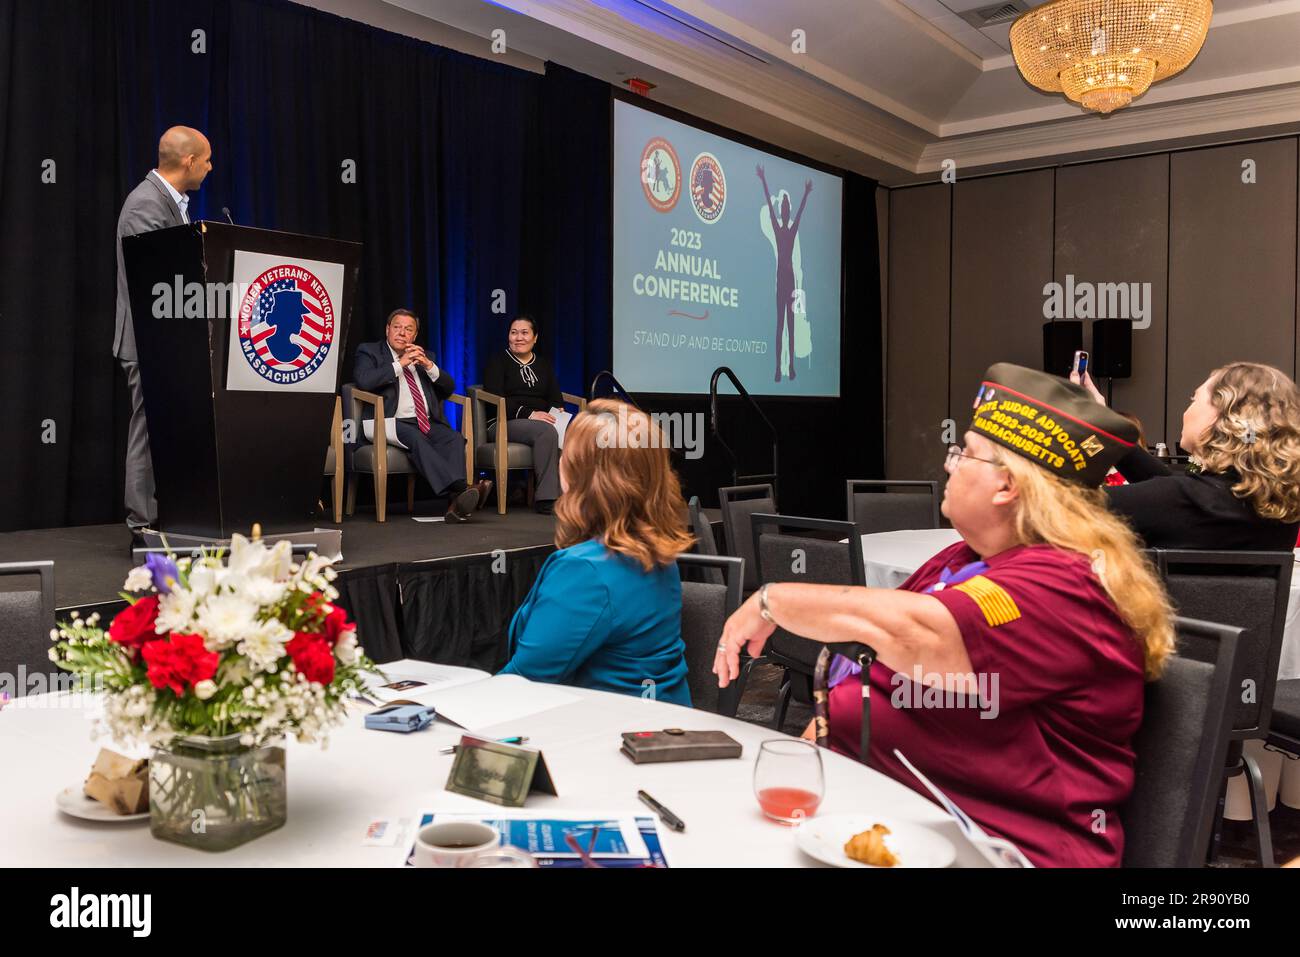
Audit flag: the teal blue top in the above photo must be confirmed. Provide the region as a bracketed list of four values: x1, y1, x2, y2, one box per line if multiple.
[499, 539, 691, 706]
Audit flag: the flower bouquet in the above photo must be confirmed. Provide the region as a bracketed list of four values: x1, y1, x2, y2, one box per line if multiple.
[50, 533, 381, 850]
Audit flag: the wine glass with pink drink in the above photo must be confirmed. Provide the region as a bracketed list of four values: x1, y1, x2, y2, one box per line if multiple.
[754, 739, 825, 824]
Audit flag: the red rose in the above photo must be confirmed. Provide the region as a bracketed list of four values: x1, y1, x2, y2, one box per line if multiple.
[321, 605, 354, 646]
[108, 595, 161, 652]
[286, 633, 335, 685]
[142, 633, 219, 697]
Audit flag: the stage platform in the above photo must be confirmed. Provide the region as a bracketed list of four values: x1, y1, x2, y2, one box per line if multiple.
[1, 507, 722, 672]
[0, 512, 560, 612]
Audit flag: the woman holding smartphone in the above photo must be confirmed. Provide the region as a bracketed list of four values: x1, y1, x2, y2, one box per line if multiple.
[1073, 362, 1300, 550]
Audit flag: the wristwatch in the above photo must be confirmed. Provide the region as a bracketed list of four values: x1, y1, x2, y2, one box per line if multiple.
[758, 583, 777, 625]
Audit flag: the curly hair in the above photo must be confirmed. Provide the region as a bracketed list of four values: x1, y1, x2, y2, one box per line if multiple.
[553, 399, 694, 570]
[1194, 363, 1300, 524]
[997, 453, 1176, 680]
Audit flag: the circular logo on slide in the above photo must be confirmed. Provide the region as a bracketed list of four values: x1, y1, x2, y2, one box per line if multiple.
[236, 265, 335, 383]
[640, 137, 681, 213]
[689, 152, 726, 224]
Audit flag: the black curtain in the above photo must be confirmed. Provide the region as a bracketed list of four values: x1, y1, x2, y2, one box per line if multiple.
[397, 545, 554, 671]
[0, 0, 612, 532]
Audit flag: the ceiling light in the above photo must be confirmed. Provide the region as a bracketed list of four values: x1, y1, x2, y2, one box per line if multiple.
[1010, 0, 1213, 114]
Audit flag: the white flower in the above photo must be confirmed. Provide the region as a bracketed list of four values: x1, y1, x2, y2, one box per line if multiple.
[187, 563, 221, 600]
[229, 535, 292, 581]
[335, 630, 358, 666]
[124, 565, 153, 593]
[196, 594, 258, 650]
[234, 575, 289, 608]
[155, 588, 198, 634]
[194, 679, 217, 700]
[236, 619, 293, 672]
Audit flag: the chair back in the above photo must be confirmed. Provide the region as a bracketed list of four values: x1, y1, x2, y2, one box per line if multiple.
[751, 514, 866, 589]
[675, 554, 743, 714]
[340, 382, 365, 471]
[846, 479, 940, 534]
[751, 514, 864, 678]
[466, 384, 490, 449]
[1151, 549, 1292, 738]
[1124, 617, 1241, 868]
[1267, 679, 1300, 754]
[718, 484, 775, 592]
[686, 496, 725, 586]
[0, 561, 55, 696]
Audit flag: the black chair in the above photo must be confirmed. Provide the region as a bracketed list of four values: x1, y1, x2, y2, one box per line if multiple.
[718, 483, 775, 594]
[845, 479, 940, 535]
[1266, 679, 1300, 775]
[751, 513, 865, 731]
[1150, 548, 1293, 867]
[0, 561, 55, 696]
[675, 554, 747, 716]
[685, 496, 724, 586]
[1124, 617, 1242, 868]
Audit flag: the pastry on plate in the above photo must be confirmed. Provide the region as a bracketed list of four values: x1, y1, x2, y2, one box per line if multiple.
[844, 823, 899, 867]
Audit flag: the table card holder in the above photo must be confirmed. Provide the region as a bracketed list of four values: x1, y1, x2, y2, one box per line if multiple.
[445, 734, 557, 807]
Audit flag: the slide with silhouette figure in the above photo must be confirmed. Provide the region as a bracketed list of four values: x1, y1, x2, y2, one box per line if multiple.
[613, 99, 842, 397]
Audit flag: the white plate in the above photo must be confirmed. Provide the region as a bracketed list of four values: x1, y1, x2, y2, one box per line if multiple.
[56, 787, 149, 823]
[795, 814, 955, 868]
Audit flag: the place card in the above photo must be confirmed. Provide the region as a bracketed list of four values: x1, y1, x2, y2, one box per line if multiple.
[445, 734, 557, 808]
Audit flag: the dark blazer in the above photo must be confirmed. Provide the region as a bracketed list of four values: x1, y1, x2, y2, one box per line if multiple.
[353, 340, 456, 427]
[1106, 448, 1300, 550]
[114, 173, 187, 361]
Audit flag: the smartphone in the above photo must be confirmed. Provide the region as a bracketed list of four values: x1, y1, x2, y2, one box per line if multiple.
[1071, 350, 1089, 378]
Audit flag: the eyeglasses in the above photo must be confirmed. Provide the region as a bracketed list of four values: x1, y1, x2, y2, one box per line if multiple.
[945, 445, 1004, 474]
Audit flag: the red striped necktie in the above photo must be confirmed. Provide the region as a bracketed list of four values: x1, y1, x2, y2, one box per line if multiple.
[404, 366, 430, 434]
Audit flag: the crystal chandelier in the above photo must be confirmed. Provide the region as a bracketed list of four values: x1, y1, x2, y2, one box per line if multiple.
[1010, 0, 1213, 114]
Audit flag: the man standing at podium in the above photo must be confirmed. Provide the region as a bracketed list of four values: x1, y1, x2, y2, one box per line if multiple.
[113, 126, 213, 546]
[354, 309, 491, 521]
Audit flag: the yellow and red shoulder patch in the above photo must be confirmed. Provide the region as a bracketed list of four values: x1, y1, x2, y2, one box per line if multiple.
[951, 574, 1021, 627]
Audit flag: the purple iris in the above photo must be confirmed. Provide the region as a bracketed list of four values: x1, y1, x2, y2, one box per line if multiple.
[145, 553, 180, 595]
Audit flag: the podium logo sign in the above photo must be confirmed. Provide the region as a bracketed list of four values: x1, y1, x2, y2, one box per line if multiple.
[226, 251, 345, 393]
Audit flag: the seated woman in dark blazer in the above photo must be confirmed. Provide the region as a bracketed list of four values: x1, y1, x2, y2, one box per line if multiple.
[482, 316, 563, 514]
[498, 400, 695, 705]
[1074, 362, 1300, 549]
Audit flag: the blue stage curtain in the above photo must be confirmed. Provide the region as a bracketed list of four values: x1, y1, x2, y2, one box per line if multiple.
[0, 0, 614, 531]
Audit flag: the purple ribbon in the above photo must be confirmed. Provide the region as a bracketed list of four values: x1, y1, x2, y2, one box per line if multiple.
[825, 559, 989, 689]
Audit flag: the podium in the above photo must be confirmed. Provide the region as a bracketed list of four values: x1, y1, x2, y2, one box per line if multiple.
[123, 222, 362, 539]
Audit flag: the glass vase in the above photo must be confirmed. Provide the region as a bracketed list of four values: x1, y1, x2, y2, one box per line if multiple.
[149, 733, 287, 851]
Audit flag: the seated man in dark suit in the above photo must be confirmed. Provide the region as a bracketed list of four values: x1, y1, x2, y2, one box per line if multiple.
[354, 309, 491, 521]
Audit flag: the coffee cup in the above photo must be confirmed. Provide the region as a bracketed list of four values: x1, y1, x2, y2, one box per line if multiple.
[413, 820, 500, 868]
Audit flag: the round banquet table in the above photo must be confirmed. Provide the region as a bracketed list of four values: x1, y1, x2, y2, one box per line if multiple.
[859, 528, 1300, 813]
[860, 528, 963, 589]
[0, 679, 989, 868]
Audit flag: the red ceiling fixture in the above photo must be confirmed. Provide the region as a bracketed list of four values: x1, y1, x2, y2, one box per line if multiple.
[624, 77, 655, 96]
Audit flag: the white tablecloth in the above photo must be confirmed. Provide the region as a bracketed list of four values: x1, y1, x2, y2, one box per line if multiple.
[860, 528, 963, 589]
[0, 665, 988, 867]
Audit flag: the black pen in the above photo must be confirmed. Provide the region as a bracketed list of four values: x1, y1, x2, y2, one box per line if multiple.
[637, 790, 685, 832]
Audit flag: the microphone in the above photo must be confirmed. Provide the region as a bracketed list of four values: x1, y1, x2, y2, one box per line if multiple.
[222, 206, 235, 225]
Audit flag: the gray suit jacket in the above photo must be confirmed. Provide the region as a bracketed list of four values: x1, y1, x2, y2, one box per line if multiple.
[113, 173, 187, 361]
